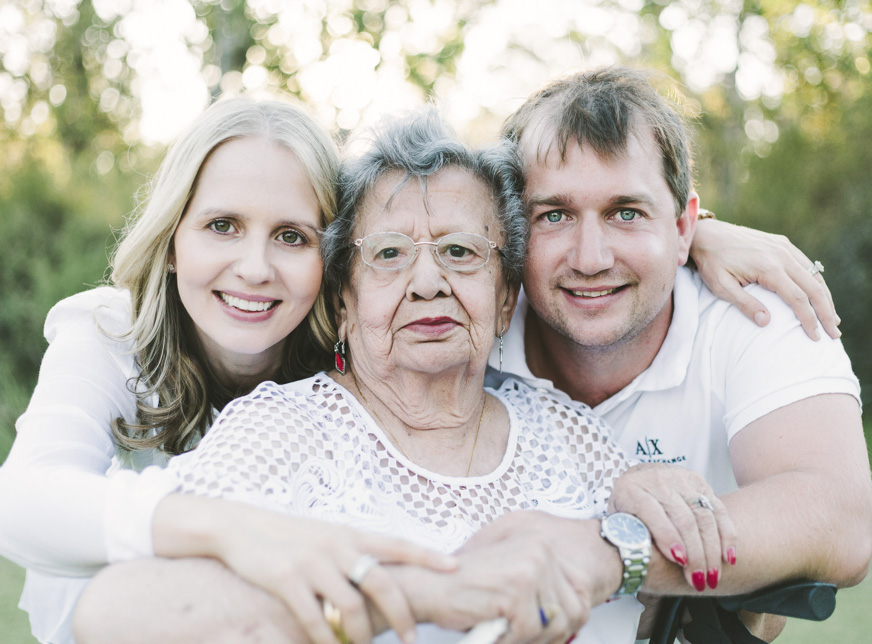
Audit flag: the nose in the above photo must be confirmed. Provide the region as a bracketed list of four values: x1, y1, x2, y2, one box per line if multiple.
[567, 217, 614, 276]
[405, 245, 452, 300]
[232, 238, 275, 284]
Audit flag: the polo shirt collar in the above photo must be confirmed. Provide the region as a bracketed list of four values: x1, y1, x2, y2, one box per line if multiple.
[595, 267, 699, 414]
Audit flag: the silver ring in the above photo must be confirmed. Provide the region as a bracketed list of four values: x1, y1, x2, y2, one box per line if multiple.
[348, 554, 379, 588]
[694, 495, 715, 512]
[808, 260, 825, 276]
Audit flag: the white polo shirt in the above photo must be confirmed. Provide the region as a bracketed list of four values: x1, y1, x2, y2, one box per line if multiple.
[487, 267, 861, 495]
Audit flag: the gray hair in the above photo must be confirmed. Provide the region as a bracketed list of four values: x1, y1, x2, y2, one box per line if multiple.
[323, 109, 527, 293]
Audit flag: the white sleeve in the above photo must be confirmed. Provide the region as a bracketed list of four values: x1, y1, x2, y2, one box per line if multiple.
[714, 286, 862, 441]
[0, 289, 175, 576]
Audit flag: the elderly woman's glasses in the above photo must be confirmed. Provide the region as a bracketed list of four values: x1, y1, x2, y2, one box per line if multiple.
[354, 232, 498, 272]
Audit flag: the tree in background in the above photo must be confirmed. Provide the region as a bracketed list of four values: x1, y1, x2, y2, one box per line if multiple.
[1, 0, 869, 459]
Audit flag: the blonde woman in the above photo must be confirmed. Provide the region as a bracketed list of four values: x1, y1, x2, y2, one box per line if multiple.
[0, 96, 452, 644]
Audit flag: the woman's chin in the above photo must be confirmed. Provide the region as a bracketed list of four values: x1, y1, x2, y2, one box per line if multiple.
[391, 347, 483, 377]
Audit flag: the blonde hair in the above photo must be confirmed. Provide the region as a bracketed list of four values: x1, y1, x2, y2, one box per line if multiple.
[111, 95, 339, 455]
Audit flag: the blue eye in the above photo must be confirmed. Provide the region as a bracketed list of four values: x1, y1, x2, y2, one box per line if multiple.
[617, 209, 639, 222]
[544, 211, 563, 223]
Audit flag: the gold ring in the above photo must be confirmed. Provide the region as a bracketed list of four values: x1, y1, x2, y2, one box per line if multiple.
[538, 603, 561, 627]
[323, 598, 351, 644]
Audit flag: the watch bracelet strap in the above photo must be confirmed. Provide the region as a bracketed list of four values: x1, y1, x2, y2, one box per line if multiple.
[614, 547, 650, 598]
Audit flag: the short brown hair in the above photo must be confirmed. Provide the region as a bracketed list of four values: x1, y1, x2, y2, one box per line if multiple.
[502, 66, 695, 216]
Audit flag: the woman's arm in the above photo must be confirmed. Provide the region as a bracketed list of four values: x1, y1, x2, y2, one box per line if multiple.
[73, 515, 617, 644]
[74, 557, 305, 644]
[690, 217, 839, 340]
[130, 385, 456, 644]
[0, 288, 173, 576]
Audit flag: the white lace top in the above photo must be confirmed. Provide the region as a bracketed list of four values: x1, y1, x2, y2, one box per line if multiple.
[165, 373, 640, 643]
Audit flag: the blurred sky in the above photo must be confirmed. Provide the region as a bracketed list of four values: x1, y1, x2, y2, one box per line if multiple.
[2, 0, 867, 146]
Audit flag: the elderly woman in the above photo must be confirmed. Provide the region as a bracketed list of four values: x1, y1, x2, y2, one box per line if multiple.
[74, 110, 732, 644]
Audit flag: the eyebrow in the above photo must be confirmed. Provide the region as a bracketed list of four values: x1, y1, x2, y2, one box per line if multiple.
[610, 193, 656, 208]
[526, 192, 656, 209]
[526, 192, 573, 209]
[190, 207, 322, 233]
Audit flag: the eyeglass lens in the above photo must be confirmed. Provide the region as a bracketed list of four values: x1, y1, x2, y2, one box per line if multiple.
[358, 232, 493, 272]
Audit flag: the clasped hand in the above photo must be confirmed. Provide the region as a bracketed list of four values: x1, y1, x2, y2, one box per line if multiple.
[189, 469, 736, 644]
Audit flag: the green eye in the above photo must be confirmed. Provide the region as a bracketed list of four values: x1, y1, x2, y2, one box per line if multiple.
[544, 211, 563, 223]
[617, 209, 638, 222]
[280, 230, 302, 245]
[210, 220, 233, 233]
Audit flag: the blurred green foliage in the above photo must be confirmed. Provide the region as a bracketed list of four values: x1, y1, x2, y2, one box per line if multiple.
[719, 90, 872, 389]
[0, 147, 145, 445]
[0, 0, 870, 465]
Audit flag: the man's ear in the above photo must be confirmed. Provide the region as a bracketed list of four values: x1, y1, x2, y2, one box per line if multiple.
[499, 280, 521, 336]
[676, 192, 699, 266]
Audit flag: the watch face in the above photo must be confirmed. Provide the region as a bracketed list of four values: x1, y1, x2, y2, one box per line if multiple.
[603, 513, 650, 548]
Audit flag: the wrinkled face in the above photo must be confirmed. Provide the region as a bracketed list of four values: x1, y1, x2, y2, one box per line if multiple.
[340, 167, 516, 380]
[172, 136, 323, 372]
[521, 124, 696, 351]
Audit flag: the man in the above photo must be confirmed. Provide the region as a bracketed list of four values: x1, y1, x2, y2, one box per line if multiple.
[483, 66, 871, 637]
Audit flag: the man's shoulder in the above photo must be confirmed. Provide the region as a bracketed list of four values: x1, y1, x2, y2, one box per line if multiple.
[683, 268, 809, 340]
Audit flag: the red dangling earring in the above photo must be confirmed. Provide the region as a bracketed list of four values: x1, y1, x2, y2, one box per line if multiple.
[334, 340, 347, 375]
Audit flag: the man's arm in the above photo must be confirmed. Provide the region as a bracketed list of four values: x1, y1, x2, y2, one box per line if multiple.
[643, 393, 871, 595]
[464, 395, 870, 612]
[727, 394, 870, 586]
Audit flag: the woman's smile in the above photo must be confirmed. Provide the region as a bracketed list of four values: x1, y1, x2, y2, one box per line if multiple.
[215, 290, 282, 321]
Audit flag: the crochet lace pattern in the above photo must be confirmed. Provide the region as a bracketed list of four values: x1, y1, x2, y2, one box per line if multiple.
[168, 374, 630, 552]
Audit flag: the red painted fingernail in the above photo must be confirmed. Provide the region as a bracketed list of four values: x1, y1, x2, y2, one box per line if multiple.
[727, 546, 737, 566]
[565, 636, 577, 644]
[707, 568, 719, 590]
[692, 571, 706, 592]
[671, 544, 688, 566]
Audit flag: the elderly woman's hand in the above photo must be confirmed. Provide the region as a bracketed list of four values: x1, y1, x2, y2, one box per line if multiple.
[442, 512, 627, 643]
[403, 529, 594, 644]
[153, 494, 457, 644]
[608, 463, 738, 592]
[690, 218, 839, 340]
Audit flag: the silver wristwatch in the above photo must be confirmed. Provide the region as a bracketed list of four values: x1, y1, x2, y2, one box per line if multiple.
[600, 512, 651, 598]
